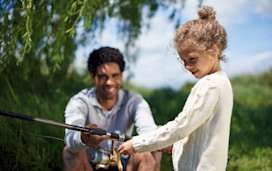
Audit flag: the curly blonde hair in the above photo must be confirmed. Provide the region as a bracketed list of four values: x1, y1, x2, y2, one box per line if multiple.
[174, 6, 227, 61]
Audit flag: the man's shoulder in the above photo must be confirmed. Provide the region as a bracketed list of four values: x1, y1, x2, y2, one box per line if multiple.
[70, 88, 96, 100]
[120, 88, 142, 99]
[119, 89, 144, 105]
[74, 87, 95, 95]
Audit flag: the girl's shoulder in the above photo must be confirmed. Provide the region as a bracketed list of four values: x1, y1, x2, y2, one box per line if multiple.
[200, 71, 229, 84]
[192, 71, 230, 93]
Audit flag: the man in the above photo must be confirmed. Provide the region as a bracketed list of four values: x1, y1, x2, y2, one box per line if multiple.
[62, 47, 162, 171]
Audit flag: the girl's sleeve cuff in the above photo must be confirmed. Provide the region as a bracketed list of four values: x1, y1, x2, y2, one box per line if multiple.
[132, 135, 149, 153]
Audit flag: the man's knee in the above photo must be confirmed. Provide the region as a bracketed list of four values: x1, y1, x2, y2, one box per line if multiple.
[141, 151, 162, 170]
[62, 146, 69, 160]
[62, 146, 78, 165]
[151, 151, 162, 162]
[62, 146, 71, 166]
[141, 152, 156, 164]
[151, 151, 162, 170]
[62, 146, 78, 170]
[128, 151, 162, 170]
[62, 146, 93, 171]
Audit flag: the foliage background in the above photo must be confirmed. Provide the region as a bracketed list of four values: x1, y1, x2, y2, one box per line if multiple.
[1, 0, 271, 170]
[1, 69, 272, 170]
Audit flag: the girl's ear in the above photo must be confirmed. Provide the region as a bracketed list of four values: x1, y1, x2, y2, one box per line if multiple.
[211, 44, 220, 58]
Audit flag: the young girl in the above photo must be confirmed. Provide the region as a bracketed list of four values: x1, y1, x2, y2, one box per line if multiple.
[118, 6, 233, 171]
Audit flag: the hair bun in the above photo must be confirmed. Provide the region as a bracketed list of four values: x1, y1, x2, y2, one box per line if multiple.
[198, 6, 216, 20]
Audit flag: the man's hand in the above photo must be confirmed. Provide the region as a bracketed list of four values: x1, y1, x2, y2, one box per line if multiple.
[157, 145, 173, 153]
[81, 124, 108, 147]
[118, 139, 136, 155]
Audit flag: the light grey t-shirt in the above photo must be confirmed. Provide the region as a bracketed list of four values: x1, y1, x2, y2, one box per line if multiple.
[64, 88, 157, 153]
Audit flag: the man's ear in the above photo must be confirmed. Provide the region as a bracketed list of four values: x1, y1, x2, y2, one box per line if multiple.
[90, 73, 95, 82]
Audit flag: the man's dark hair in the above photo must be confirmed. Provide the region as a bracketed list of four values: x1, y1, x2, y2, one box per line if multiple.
[88, 47, 126, 76]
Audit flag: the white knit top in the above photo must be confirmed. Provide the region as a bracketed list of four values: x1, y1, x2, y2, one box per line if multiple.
[133, 71, 233, 171]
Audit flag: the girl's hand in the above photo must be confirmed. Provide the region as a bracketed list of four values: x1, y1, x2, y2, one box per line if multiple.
[118, 140, 136, 155]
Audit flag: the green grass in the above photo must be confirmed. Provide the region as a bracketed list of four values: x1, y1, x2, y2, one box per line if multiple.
[227, 146, 272, 171]
[0, 70, 90, 170]
[1, 69, 272, 170]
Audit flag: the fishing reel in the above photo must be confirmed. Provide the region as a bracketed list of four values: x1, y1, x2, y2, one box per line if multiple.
[90, 140, 123, 171]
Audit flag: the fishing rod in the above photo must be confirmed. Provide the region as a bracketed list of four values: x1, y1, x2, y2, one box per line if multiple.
[0, 110, 131, 142]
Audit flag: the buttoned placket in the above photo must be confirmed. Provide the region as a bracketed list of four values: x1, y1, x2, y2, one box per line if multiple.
[103, 108, 113, 128]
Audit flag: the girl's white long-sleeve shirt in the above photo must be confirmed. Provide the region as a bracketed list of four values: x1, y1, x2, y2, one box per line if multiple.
[132, 71, 233, 171]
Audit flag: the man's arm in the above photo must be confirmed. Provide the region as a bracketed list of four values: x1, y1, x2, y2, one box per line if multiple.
[132, 96, 157, 135]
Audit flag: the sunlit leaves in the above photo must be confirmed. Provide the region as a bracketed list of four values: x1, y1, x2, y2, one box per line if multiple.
[0, 0, 203, 77]
[19, 0, 33, 64]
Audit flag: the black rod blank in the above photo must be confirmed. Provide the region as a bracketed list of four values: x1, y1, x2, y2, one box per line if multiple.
[0, 110, 131, 141]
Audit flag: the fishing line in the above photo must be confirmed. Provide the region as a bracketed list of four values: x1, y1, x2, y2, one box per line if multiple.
[0, 126, 64, 142]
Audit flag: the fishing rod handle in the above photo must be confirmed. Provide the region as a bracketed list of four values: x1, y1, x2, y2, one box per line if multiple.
[89, 128, 131, 141]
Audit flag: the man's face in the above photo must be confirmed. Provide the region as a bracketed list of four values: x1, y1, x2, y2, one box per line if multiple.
[91, 62, 123, 101]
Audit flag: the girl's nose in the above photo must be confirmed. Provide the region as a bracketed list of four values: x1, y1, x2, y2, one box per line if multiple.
[185, 64, 193, 71]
